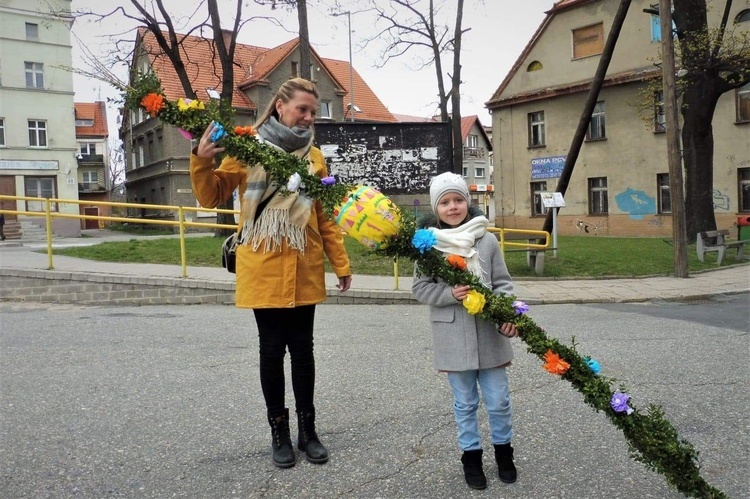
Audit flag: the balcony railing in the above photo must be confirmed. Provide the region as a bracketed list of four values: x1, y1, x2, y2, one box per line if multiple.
[464, 146, 485, 159]
[79, 182, 106, 192]
[77, 154, 104, 164]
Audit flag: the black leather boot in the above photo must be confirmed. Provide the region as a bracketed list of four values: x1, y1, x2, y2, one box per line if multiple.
[296, 408, 329, 464]
[460, 449, 487, 490]
[494, 443, 517, 483]
[268, 409, 296, 468]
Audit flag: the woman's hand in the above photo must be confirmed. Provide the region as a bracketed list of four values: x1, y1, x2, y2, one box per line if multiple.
[498, 322, 519, 338]
[337, 275, 352, 293]
[196, 122, 226, 158]
[451, 284, 471, 301]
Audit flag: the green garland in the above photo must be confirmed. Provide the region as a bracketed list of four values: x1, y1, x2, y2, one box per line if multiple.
[123, 73, 726, 498]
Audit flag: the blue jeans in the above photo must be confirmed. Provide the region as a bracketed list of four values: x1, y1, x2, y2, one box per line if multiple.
[447, 367, 512, 451]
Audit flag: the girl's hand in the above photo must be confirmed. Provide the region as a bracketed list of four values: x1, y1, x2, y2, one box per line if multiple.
[451, 284, 471, 301]
[499, 322, 519, 338]
[196, 122, 226, 158]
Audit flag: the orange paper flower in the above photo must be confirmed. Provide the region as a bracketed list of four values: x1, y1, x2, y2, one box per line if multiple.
[542, 349, 570, 375]
[141, 93, 165, 117]
[446, 254, 467, 270]
[234, 125, 257, 136]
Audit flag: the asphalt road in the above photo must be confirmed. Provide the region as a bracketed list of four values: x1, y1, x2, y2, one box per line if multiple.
[1, 295, 748, 499]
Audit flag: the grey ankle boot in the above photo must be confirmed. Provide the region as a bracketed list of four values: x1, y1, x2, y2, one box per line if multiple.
[268, 408, 296, 468]
[296, 408, 329, 464]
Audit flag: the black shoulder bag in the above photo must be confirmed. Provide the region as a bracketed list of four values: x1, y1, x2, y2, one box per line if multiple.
[222, 189, 277, 274]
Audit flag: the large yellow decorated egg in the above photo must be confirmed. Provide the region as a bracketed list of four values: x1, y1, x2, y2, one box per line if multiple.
[334, 185, 401, 249]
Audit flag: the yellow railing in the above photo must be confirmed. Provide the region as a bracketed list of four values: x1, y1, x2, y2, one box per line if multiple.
[487, 227, 551, 251]
[0, 194, 239, 277]
[1, 195, 552, 283]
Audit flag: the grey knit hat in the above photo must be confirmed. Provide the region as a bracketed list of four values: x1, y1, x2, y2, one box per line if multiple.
[429, 172, 471, 214]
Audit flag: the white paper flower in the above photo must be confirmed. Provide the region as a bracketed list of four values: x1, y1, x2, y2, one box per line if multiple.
[287, 172, 302, 192]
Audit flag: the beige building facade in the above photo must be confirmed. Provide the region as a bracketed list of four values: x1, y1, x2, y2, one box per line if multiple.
[487, 0, 750, 237]
[0, 0, 80, 237]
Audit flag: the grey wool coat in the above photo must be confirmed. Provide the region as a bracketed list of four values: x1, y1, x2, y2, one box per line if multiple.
[412, 207, 515, 372]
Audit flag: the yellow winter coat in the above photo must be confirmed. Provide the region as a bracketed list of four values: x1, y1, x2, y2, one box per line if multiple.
[190, 147, 351, 309]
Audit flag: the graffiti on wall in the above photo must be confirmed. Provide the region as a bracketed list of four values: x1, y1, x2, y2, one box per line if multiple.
[614, 187, 656, 220]
[573, 218, 610, 235]
[314, 122, 452, 194]
[713, 189, 730, 210]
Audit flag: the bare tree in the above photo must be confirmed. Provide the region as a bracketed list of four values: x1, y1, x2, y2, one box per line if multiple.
[76, 0, 254, 236]
[364, 0, 469, 170]
[254, 1, 313, 79]
[671, 0, 750, 238]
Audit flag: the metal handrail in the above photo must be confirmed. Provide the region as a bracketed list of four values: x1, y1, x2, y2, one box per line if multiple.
[487, 227, 551, 251]
[0, 194, 239, 277]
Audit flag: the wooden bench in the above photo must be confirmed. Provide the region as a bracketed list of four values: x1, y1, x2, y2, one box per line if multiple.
[696, 229, 746, 265]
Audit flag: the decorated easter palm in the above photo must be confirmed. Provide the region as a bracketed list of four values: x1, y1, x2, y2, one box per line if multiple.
[122, 73, 726, 499]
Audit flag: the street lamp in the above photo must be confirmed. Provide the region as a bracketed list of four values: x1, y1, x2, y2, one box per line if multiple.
[332, 11, 355, 122]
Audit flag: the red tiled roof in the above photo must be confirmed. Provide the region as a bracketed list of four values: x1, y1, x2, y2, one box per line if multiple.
[138, 28, 260, 109]
[137, 29, 395, 122]
[460, 115, 491, 149]
[320, 57, 396, 122]
[74, 101, 108, 137]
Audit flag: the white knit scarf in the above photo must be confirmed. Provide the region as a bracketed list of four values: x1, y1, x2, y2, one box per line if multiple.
[429, 216, 490, 285]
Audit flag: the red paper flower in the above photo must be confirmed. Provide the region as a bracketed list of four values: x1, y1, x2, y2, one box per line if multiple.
[234, 125, 257, 136]
[446, 254, 467, 270]
[140, 93, 165, 117]
[542, 349, 570, 375]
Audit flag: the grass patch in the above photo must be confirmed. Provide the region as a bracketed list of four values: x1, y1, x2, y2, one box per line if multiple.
[51, 234, 734, 277]
[105, 223, 175, 236]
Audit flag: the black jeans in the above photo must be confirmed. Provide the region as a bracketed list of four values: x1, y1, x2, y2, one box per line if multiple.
[253, 305, 316, 418]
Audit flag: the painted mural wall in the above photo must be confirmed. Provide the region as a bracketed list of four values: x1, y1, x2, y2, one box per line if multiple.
[314, 123, 453, 195]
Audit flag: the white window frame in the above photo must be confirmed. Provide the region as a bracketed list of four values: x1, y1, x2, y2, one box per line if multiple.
[588, 177, 609, 215]
[24, 62, 44, 88]
[654, 91, 666, 132]
[531, 182, 548, 217]
[587, 101, 606, 140]
[528, 111, 545, 147]
[739, 168, 750, 213]
[320, 101, 332, 119]
[0, 118, 5, 147]
[474, 165, 485, 178]
[25, 176, 57, 212]
[466, 134, 479, 148]
[657, 173, 671, 214]
[79, 143, 96, 155]
[462, 166, 469, 177]
[82, 170, 98, 183]
[28, 120, 47, 147]
[737, 82, 750, 123]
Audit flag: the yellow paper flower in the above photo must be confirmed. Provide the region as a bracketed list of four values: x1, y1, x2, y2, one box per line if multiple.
[462, 290, 486, 315]
[177, 97, 205, 111]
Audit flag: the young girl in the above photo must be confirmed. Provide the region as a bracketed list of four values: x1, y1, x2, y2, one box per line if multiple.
[412, 172, 518, 490]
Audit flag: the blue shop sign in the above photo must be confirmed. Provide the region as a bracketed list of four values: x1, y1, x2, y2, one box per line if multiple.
[531, 156, 566, 179]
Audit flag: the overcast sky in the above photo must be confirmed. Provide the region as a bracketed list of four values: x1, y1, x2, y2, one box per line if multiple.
[70, 0, 553, 134]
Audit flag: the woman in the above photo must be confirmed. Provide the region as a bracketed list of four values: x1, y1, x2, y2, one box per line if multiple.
[190, 78, 352, 469]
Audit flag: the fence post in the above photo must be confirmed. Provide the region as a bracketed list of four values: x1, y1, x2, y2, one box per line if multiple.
[393, 257, 399, 290]
[45, 198, 54, 269]
[178, 206, 187, 277]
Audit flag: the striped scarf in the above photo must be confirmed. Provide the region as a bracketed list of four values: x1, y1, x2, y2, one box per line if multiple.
[238, 139, 315, 253]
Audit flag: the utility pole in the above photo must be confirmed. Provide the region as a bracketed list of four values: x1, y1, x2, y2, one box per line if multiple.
[660, 0, 689, 277]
